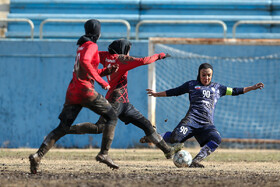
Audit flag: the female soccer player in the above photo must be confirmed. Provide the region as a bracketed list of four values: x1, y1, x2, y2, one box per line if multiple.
[145, 63, 264, 168]
[67, 39, 183, 159]
[29, 19, 119, 174]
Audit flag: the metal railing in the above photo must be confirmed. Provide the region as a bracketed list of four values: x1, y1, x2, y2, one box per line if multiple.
[135, 20, 227, 40]
[39, 19, 131, 39]
[0, 18, 34, 39]
[232, 20, 280, 39]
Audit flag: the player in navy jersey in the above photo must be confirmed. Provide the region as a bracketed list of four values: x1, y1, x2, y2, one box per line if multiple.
[67, 39, 183, 159]
[143, 63, 264, 168]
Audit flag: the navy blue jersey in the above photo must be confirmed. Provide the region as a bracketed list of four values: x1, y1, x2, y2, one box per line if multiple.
[166, 80, 232, 127]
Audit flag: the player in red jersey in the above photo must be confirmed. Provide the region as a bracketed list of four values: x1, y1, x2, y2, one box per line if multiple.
[67, 39, 183, 158]
[29, 19, 119, 174]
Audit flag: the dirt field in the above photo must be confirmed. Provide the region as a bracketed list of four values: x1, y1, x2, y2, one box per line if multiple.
[0, 148, 280, 187]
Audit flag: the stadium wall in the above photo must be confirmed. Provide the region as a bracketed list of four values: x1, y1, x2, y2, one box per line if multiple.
[0, 39, 279, 148]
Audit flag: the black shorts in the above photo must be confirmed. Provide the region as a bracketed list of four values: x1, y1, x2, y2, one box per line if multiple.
[95, 102, 154, 135]
[59, 93, 115, 126]
[112, 102, 144, 124]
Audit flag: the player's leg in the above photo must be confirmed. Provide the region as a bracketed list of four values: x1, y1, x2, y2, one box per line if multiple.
[84, 94, 118, 169]
[119, 103, 183, 159]
[67, 121, 104, 134]
[140, 118, 194, 144]
[29, 104, 82, 174]
[190, 127, 221, 168]
[161, 118, 195, 145]
[68, 102, 121, 134]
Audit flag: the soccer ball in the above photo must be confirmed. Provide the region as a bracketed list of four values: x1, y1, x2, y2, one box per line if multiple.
[173, 150, 192, 168]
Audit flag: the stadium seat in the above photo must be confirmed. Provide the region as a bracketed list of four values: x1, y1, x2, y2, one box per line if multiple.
[5, 0, 280, 39]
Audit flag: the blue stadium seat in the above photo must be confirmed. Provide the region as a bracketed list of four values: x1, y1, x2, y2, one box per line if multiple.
[137, 0, 278, 39]
[5, 0, 280, 39]
[7, 13, 138, 39]
[7, 0, 140, 39]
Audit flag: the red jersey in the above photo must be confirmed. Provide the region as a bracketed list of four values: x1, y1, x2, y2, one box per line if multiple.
[99, 51, 162, 103]
[66, 41, 109, 104]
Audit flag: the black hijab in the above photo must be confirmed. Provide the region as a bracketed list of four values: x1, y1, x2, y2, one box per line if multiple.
[108, 39, 132, 55]
[197, 63, 213, 84]
[77, 19, 101, 46]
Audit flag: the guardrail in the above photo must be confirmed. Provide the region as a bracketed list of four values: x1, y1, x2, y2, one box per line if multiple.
[232, 20, 280, 39]
[0, 18, 34, 39]
[39, 19, 131, 39]
[135, 20, 227, 40]
[6, 18, 280, 40]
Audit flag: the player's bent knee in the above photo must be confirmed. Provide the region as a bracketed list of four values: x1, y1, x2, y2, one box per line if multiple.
[169, 133, 182, 144]
[212, 131, 222, 145]
[130, 117, 155, 135]
[103, 108, 118, 125]
[52, 122, 71, 138]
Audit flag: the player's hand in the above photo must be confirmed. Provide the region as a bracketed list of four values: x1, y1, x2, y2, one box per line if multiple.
[146, 89, 156, 96]
[254, 82, 264, 90]
[158, 53, 170, 59]
[104, 85, 110, 90]
[110, 64, 119, 73]
[165, 53, 171, 58]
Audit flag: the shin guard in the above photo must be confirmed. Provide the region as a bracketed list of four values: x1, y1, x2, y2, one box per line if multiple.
[147, 132, 171, 154]
[100, 124, 116, 155]
[68, 122, 104, 134]
[37, 132, 57, 158]
[192, 140, 219, 163]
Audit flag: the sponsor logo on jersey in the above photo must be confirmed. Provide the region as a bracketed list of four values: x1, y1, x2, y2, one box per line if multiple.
[195, 85, 201, 89]
[105, 58, 116, 63]
[77, 46, 84, 51]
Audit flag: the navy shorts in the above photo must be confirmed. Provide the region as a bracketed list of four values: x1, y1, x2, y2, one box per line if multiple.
[170, 119, 221, 147]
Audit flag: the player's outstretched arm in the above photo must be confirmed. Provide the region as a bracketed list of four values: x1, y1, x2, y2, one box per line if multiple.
[146, 89, 167, 97]
[98, 64, 119, 77]
[141, 53, 170, 65]
[243, 82, 264, 93]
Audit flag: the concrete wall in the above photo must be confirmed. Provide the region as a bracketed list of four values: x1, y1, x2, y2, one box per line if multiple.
[0, 39, 279, 148]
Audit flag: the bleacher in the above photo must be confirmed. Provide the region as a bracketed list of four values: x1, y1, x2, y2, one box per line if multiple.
[4, 0, 280, 39]
[0, 0, 9, 37]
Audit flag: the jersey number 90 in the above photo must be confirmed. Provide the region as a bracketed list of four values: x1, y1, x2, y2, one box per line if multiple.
[202, 90, 211, 98]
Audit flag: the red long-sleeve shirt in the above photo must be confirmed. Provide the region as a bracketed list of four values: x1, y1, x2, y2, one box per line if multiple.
[66, 41, 109, 104]
[99, 51, 162, 103]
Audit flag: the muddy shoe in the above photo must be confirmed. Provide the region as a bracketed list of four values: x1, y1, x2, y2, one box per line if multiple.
[139, 136, 151, 143]
[29, 153, 41, 174]
[189, 161, 205, 168]
[96, 154, 119, 170]
[164, 143, 184, 159]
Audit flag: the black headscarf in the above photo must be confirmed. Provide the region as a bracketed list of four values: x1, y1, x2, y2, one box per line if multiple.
[77, 19, 101, 46]
[197, 63, 213, 83]
[108, 39, 132, 55]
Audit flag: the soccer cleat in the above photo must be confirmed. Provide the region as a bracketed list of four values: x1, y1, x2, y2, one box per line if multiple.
[29, 153, 41, 174]
[189, 161, 205, 168]
[96, 154, 119, 170]
[164, 143, 184, 159]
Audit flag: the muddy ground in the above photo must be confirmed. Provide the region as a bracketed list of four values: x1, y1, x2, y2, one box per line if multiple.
[0, 148, 279, 187]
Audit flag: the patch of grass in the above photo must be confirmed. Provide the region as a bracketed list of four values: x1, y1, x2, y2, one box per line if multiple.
[1, 148, 279, 162]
